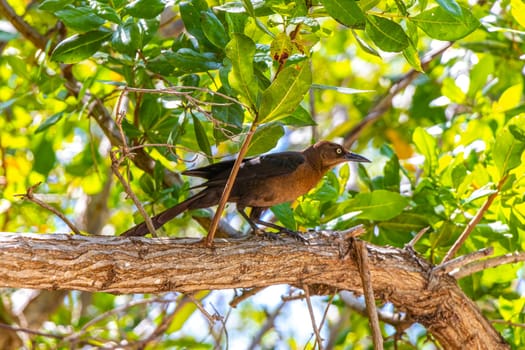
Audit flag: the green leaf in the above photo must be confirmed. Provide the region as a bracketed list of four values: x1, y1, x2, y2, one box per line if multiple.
[509, 124, 525, 142]
[309, 179, 338, 202]
[225, 34, 259, 108]
[125, 0, 165, 19]
[112, 19, 143, 55]
[138, 18, 160, 44]
[468, 54, 494, 98]
[35, 111, 65, 133]
[352, 30, 380, 56]
[493, 117, 525, 176]
[50, 30, 112, 63]
[271, 203, 297, 230]
[148, 49, 221, 75]
[4, 56, 31, 79]
[180, 0, 211, 47]
[279, 104, 316, 127]
[511, 0, 525, 28]
[365, 15, 409, 52]
[359, 0, 380, 12]
[33, 137, 57, 176]
[258, 62, 312, 123]
[39, 0, 73, 11]
[211, 88, 245, 142]
[201, 10, 229, 48]
[55, 7, 105, 32]
[403, 43, 423, 72]
[321, 0, 366, 29]
[383, 153, 401, 192]
[413, 127, 438, 175]
[88, 0, 121, 23]
[192, 114, 212, 157]
[138, 95, 162, 130]
[344, 190, 408, 221]
[270, 32, 293, 63]
[411, 6, 480, 41]
[436, 0, 462, 17]
[246, 123, 284, 156]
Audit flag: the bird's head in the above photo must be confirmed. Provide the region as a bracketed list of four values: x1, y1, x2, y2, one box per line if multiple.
[312, 141, 370, 169]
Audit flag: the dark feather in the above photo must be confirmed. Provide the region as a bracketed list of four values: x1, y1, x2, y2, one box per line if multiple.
[184, 152, 305, 189]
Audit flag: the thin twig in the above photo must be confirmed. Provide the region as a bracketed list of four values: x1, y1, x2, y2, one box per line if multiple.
[355, 240, 383, 350]
[121, 298, 188, 350]
[492, 319, 525, 329]
[15, 183, 81, 235]
[0, 322, 64, 340]
[187, 293, 223, 323]
[247, 302, 286, 350]
[111, 90, 159, 237]
[210, 302, 230, 350]
[341, 224, 366, 239]
[110, 150, 157, 237]
[281, 291, 306, 302]
[304, 285, 323, 350]
[206, 122, 258, 246]
[230, 287, 265, 308]
[121, 86, 247, 109]
[312, 293, 336, 350]
[434, 247, 494, 275]
[339, 291, 408, 327]
[452, 251, 525, 279]
[442, 174, 508, 263]
[405, 226, 430, 249]
[76, 296, 176, 335]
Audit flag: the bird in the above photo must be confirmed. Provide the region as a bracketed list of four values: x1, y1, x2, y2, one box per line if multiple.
[121, 140, 370, 238]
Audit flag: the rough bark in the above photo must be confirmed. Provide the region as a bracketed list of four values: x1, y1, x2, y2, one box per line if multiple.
[0, 233, 508, 349]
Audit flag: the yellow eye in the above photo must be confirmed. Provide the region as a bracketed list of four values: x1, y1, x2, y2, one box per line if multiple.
[336, 148, 342, 154]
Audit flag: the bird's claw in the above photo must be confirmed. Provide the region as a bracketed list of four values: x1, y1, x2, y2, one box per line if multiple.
[258, 231, 283, 241]
[280, 229, 309, 243]
[255, 228, 308, 243]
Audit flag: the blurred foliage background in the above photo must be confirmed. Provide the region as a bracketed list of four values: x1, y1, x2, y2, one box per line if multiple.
[1, 0, 525, 348]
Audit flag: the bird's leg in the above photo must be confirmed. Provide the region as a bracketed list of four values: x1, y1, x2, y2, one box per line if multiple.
[238, 207, 307, 242]
[238, 208, 264, 234]
[238, 207, 279, 240]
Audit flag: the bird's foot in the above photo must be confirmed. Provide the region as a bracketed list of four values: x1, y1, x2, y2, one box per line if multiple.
[255, 228, 308, 243]
[279, 229, 309, 243]
[257, 230, 283, 241]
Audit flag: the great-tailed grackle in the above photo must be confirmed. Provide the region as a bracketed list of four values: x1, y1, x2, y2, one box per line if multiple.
[121, 141, 370, 237]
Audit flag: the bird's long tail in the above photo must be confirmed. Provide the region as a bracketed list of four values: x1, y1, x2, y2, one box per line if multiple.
[121, 192, 205, 237]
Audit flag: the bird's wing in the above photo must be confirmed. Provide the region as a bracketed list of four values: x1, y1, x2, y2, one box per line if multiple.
[182, 158, 241, 179]
[184, 151, 305, 188]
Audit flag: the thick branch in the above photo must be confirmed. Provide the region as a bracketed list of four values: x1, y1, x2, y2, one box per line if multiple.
[0, 233, 508, 349]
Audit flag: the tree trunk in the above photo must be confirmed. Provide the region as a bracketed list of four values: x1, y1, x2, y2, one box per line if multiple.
[0, 233, 508, 349]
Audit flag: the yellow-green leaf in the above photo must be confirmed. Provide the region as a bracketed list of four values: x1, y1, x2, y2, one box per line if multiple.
[258, 62, 312, 123]
[493, 84, 522, 113]
[225, 34, 259, 108]
[511, 0, 525, 28]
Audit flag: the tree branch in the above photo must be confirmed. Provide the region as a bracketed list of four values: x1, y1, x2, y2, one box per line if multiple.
[0, 0, 47, 50]
[452, 251, 525, 279]
[344, 42, 452, 148]
[0, 233, 509, 349]
[355, 240, 383, 349]
[442, 175, 507, 263]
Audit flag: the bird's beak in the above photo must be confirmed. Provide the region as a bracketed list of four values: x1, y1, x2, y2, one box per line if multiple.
[345, 152, 371, 163]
